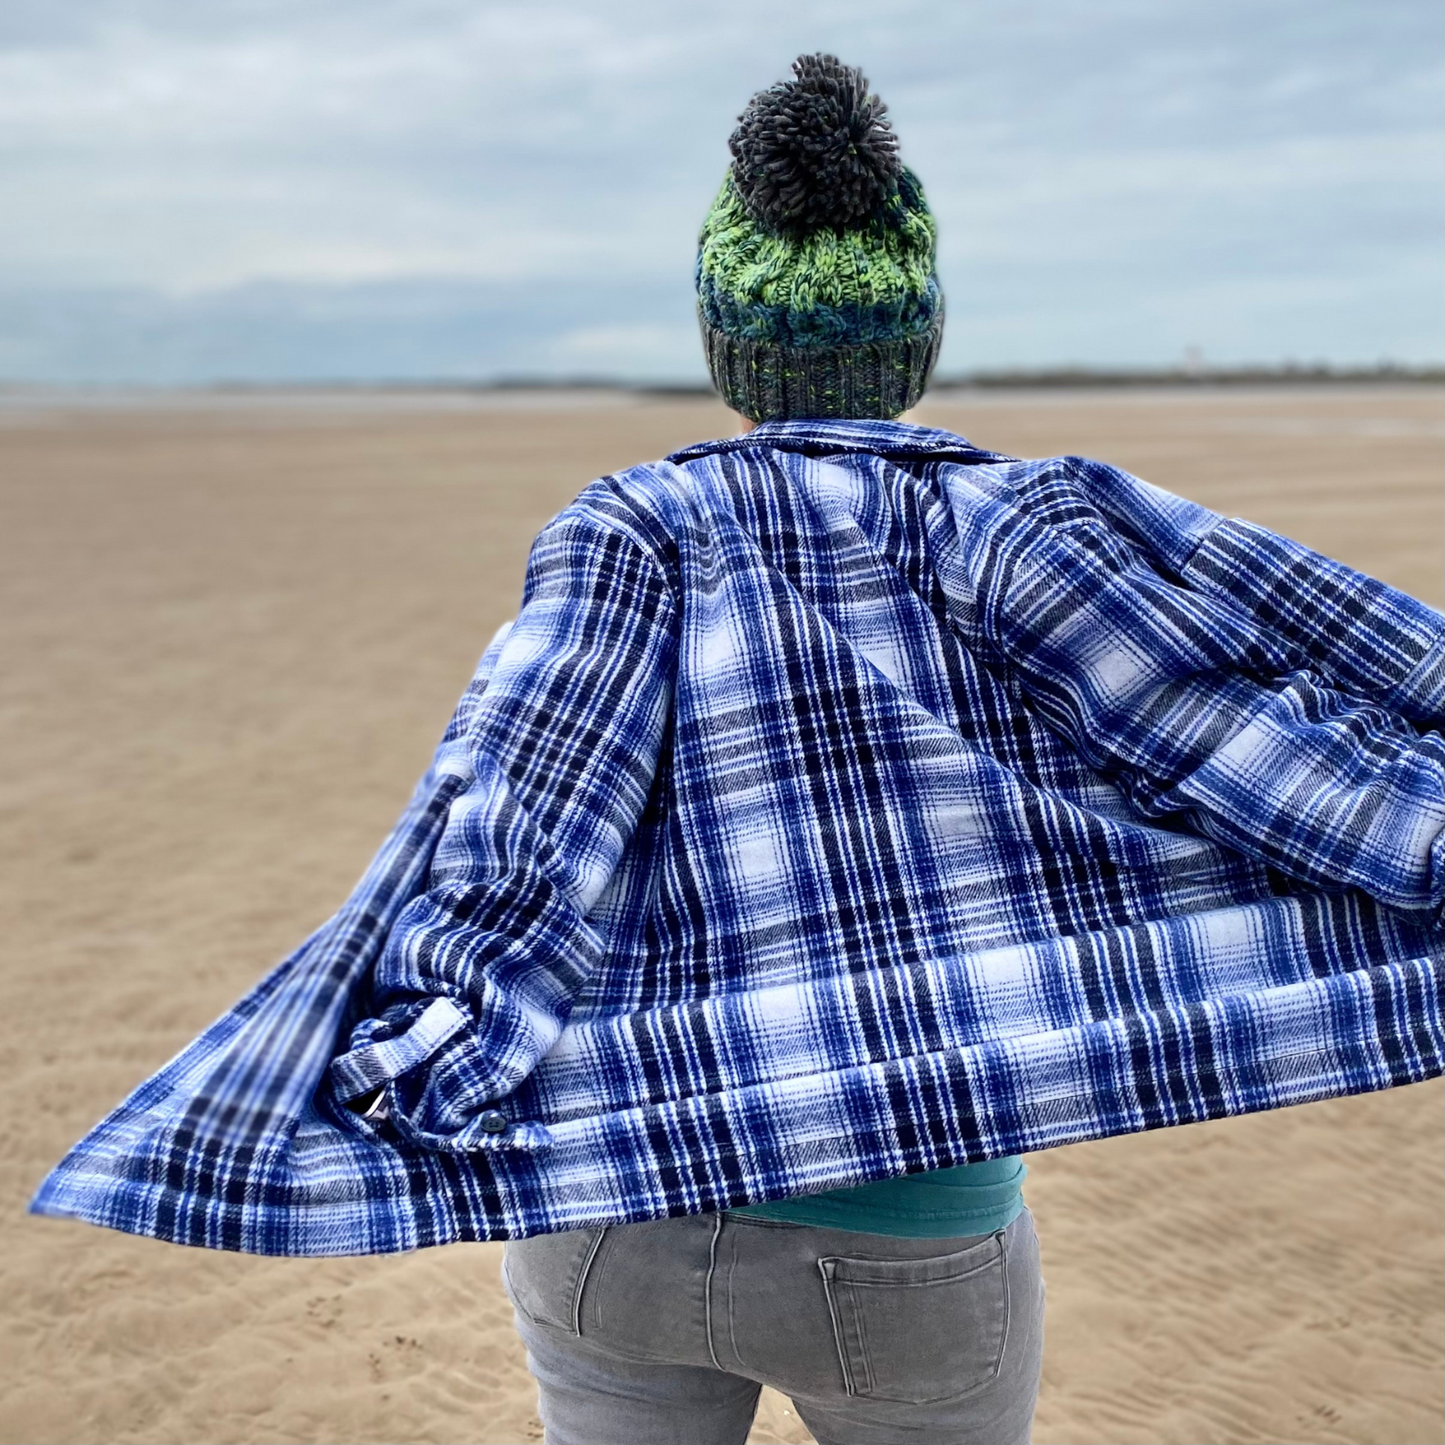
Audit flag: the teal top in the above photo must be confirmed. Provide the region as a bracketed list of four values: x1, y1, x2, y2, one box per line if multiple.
[730, 1156, 1026, 1238]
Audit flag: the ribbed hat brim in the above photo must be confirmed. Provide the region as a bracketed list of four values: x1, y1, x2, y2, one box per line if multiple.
[702, 318, 943, 421]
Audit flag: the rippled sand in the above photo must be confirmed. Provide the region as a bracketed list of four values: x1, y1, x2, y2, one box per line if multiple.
[2, 386, 1440, 1445]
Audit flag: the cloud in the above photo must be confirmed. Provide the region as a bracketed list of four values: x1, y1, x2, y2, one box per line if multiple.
[0, 0, 1440, 380]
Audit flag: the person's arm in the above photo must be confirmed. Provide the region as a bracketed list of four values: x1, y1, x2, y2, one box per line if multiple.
[955, 471, 1443, 915]
[330, 498, 677, 1151]
[1060, 456, 1442, 727]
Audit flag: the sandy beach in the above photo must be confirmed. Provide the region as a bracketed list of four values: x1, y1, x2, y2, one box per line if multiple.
[1, 385, 1440, 1445]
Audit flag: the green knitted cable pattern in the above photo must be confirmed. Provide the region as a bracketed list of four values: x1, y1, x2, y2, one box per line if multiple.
[697, 167, 938, 346]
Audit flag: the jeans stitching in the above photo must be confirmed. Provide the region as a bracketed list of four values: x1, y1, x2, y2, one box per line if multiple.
[848, 1275, 874, 1396]
[832, 1260, 998, 1289]
[817, 1258, 856, 1396]
[570, 1228, 608, 1336]
[994, 1227, 1013, 1380]
[704, 1212, 725, 1372]
[726, 1224, 744, 1370]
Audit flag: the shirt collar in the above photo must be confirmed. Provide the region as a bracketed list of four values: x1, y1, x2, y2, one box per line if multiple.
[666, 417, 1014, 467]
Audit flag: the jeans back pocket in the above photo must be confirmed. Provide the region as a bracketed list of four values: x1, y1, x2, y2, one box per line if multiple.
[818, 1231, 1009, 1403]
[502, 1227, 607, 1335]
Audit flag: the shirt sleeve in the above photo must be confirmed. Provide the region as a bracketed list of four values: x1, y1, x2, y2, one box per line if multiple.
[329, 500, 677, 1152]
[1061, 456, 1443, 728]
[963, 466, 1443, 916]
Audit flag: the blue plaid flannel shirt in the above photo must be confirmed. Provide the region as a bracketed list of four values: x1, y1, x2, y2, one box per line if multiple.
[34, 419, 1444, 1255]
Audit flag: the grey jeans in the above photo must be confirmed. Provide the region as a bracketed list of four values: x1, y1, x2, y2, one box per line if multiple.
[502, 1207, 1044, 1445]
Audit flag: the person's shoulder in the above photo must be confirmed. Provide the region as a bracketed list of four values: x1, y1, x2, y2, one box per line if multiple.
[528, 459, 695, 585]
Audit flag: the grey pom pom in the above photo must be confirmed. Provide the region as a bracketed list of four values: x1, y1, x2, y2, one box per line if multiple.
[728, 54, 902, 233]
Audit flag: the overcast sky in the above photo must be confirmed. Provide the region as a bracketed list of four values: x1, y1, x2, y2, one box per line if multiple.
[1, 0, 1440, 384]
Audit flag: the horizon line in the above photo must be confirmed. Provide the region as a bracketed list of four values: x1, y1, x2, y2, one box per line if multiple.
[2, 361, 1443, 396]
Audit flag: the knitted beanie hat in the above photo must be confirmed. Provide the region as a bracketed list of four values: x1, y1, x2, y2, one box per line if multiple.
[697, 54, 942, 422]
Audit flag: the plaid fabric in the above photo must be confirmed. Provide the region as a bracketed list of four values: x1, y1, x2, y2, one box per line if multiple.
[33, 419, 1443, 1256]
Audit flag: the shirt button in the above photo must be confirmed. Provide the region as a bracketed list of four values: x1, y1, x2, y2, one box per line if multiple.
[479, 1110, 508, 1135]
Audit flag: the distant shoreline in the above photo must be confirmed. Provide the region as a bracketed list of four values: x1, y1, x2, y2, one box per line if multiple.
[936, 363, 1445, 390]
[1, 363, 1441, 404]
[1, 366, 1441, 416]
